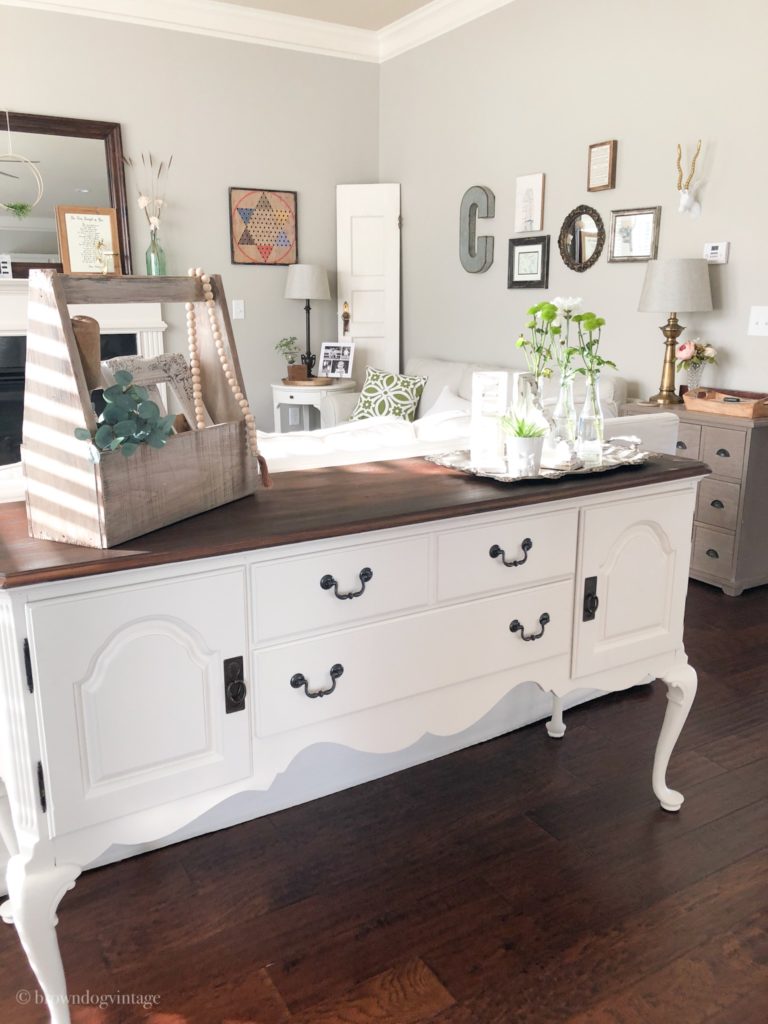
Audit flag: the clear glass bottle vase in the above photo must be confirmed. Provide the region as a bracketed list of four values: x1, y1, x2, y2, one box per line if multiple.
[551, 374, 577, 454]
[577, 371, 604, 464]
[145, 228, 166, 276]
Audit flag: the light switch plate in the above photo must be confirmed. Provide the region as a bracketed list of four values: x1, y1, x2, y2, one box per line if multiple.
[747, 306, 768, 337]
[703, 241, 729, 264]
[232, 299, 245, 320]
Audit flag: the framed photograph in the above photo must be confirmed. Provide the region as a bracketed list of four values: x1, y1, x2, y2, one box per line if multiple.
[229, 187, 297, 266]
[587, 140, 617, 192]
[319, 341, 355, 379]
[514, 173, 545, 232]
[508, 236, 550, 289]
[608, 206, 661, 263]
[54, 206, 121, 275]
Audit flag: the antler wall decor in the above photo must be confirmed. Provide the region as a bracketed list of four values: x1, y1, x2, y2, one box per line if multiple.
[676, 140, 702, 217]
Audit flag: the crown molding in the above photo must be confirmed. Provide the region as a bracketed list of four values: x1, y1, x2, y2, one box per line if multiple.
[379, 0, 515, 61]
[0, 0, 380, 61]
[1, 0, 516, 62]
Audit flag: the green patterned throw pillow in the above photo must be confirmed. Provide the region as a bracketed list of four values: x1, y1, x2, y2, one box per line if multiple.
[350, 367, 427, 422]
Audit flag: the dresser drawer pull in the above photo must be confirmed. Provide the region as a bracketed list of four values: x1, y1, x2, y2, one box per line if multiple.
[676, 441, 687, 451]
[489, 537, 532, 568]
[706, 548, 719, 559]
[710, 499, 725, 510]
[223, 656, 246, 714]
[320, 567, 373, 600]
[291, 663, 344, 699]
[716, 448, 730, 458]
[509, 612, 550, 642]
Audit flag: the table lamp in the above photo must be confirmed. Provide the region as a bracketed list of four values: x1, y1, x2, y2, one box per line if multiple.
[638, 258, 712, 404]
[284, 264, 330, 378]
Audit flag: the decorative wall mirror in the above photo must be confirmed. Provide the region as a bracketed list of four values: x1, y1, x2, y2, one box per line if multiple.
[608, 206, 661, 263]
[558, 204, 605, 272]
[0, 112, 132, 277]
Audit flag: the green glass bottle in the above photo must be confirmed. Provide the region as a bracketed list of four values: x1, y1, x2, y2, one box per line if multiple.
[145, 228, 166, 276]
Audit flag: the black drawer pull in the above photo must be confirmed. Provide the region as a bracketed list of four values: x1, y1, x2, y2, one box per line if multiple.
[509, 612, 550, 641]
[676, 440, 687, 450]
[716, 448, 730, 458]
[291, 663, 343, 699]
[489, 537, 532, 568]
[706, 548, 719, 559]
[710, 499, 725, 510]
[320, 567, 373, 600]
[223, 656, 246, 714]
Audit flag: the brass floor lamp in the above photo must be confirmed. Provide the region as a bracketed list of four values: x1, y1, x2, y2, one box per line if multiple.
[638, 258, 713, 405]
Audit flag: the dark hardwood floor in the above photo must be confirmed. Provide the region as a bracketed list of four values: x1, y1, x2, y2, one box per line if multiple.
[2, 579, 766, 1023]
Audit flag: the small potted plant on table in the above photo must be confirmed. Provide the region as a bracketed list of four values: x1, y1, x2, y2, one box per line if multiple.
[500, 414, 547, 478]
[275, 336, 306, 381]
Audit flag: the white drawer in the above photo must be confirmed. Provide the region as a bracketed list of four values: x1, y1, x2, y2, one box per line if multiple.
[436, 509, 578, 602]
[254, 579, 573, 736]
[251, 535, 430, 643]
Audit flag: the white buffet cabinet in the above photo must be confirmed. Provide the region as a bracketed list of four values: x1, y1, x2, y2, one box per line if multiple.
[0, 459, 705, 1022]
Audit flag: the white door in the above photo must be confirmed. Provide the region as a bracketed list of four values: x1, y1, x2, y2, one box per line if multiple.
[28, 568, 251, 835]
[336, 183, 401, 384]
[573, 492, 695, 678]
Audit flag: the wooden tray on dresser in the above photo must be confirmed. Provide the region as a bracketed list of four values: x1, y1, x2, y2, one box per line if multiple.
[683, 387, 768, 419]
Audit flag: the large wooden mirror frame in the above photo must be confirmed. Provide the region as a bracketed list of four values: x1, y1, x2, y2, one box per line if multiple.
[6, 111, 132, 275]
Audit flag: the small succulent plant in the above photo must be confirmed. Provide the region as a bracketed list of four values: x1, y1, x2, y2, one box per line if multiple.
[74, 369, 175, 457]
[500, 415, 547, 438]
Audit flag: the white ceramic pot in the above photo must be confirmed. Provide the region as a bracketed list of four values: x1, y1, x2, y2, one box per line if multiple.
[505, 435, 544, 478]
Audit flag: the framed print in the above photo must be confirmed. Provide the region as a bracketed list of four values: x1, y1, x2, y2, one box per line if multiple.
[229, 187, 297, 266]
[508, 235, 550, 289]
[55, 206, 121, 275]
[514, 173, 545, 232]
[319, 341, 355, 379]
[587, 140, 617, 192]
[608, 206, 661, 263]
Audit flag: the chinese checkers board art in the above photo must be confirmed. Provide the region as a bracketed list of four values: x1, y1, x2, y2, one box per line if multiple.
[229, 188, 298, 266]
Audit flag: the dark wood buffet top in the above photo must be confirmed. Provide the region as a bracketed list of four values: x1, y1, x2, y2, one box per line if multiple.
[0, 455, 709, 589]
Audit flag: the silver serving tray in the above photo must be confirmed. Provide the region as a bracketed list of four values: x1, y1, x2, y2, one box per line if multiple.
[425, 440, 660, 483]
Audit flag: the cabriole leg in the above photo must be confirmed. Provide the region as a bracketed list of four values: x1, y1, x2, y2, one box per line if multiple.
[0, 782, 19, 924]
[7, 855, 80, 1024]
[653, 663, 697, 812]
[546, 693, 566, 738]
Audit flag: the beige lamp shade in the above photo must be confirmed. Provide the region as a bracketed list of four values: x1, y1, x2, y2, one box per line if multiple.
[638, 258, 713, 313]
[284, 264, 330, 301]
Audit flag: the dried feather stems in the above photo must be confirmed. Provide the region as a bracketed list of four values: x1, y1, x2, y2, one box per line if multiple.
[123, 153, 173, 231]
[676, 140, 701, 191]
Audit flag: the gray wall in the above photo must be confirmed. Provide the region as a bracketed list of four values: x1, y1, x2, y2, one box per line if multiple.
[1, 6, 379, 427]
[380, 0, 768, 398]
[4, 0, 767, 414]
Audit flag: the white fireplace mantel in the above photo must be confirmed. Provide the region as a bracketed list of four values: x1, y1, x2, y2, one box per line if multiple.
[0, 279, 167, 359]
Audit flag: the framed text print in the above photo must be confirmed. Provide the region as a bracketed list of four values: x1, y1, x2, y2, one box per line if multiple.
[229, 188, 298, 266]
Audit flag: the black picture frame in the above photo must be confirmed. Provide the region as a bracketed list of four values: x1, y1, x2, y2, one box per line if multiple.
[507, 235, 550, 289]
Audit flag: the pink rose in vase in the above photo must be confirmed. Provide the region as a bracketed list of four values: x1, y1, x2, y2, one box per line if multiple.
[676, 340, 695, 362]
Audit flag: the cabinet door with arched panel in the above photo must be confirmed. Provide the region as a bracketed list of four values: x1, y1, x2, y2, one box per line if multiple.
[573, 491, 696, 678]
[27, 567, 250, 836]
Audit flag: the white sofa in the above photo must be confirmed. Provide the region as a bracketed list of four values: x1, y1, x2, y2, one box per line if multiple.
[258, 356, 679, 473]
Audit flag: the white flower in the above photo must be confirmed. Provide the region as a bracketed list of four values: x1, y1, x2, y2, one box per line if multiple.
[149, 215, 160, 230]
[554, 296, 582, 313]
[155, 198, 164, 208]
[137, 195, 150, 209]
[703, 345, 716, 358]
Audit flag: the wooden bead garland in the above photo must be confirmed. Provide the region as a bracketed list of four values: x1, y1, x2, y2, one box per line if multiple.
[185, 268, 262, 466]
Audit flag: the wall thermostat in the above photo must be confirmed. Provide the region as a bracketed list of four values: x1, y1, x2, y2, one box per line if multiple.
[703, 241, 730, 264]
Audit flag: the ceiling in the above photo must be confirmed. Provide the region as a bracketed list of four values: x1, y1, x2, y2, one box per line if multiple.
[207, 0, 434, 30]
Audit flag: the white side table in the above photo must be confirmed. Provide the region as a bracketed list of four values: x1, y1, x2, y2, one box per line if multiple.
[271, 379, 357, 433]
